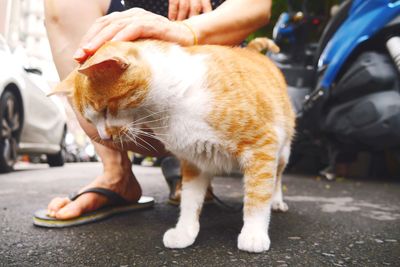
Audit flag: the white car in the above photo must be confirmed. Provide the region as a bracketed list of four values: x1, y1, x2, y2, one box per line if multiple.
[0, 37, 67, 173]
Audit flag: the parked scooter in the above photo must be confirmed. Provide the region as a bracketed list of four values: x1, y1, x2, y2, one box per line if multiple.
[271, 0, 400, 178]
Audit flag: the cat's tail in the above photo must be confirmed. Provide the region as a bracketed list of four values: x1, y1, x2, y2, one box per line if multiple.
[246, 38, 280, 54]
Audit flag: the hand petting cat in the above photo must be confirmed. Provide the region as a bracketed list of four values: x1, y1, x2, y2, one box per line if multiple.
[73, 8, 196, 63]
[73, 0, 212, 63]
[73, 0, 271, 63]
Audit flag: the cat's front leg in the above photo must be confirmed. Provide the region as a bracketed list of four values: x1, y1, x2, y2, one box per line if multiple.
[237, 148, 278, 253]
[163, 160, 211, 249]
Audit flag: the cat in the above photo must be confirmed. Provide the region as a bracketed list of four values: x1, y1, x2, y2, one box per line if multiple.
[51, 38, 295, 253]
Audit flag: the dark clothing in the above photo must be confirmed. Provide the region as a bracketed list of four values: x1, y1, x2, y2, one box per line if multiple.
[107, 0, 125, 14]
[125, 0, 169, 16]
[108, 0, 224, 16]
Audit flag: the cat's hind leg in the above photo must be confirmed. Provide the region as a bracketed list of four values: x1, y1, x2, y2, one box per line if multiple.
[237, 145, 279, 253]
[163, 160, 211, 249]
[271, 142, 290, 212]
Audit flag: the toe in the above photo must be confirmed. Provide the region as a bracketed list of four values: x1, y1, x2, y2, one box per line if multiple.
[55, 193, 108, 220]
[47, 197, 70, 217]
[55, 200, 85, 220]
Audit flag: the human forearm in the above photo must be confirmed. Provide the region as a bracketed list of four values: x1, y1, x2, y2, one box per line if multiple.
[73, 0, 272, 63]
[185, 0, 272, 45]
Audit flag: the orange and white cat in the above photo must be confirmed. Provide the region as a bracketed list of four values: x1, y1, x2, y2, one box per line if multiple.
[52, 38, 295, 253]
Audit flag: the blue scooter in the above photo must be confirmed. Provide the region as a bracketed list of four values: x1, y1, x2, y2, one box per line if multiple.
[271, 0, 400, 177]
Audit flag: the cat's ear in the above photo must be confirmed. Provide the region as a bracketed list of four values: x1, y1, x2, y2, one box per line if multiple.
[77, 56, 130, 77]
[47, 71, 75, 97]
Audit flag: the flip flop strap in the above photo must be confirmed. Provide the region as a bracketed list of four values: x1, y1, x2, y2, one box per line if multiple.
[69, 187, 129, 206]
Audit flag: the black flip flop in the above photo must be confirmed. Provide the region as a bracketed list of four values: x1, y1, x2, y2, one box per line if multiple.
[33, 187, 154, 228]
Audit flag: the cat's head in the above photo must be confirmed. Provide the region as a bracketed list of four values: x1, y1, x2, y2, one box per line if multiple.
[51, 41, 151, 141]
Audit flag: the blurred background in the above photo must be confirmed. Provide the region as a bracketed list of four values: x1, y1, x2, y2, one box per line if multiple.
[0, 0, 399, 179]
[0, 0, 98, 170]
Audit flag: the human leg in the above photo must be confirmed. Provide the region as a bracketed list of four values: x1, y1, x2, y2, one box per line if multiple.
[43, 0, 160, 220]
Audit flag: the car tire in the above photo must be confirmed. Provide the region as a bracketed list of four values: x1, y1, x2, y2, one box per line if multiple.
[47, 127, 66, 167]
[0, 90, 22, 173]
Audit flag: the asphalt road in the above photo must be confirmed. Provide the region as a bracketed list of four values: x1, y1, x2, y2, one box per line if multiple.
[0, 162, 399, 266]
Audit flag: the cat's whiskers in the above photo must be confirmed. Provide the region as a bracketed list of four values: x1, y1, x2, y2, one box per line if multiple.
[125, 127, 156, 152]
[135, 128, 171, 147]
[134, 134, 158, 152]
[124, 128, 150, 152]
[124, 124, 173, 150]
[128, 126, 168, 140]
[127, 116, 170, 128]
[117, 128, 125, 150]
[139, 127, 170, 133]
[130, 107, 171, 125]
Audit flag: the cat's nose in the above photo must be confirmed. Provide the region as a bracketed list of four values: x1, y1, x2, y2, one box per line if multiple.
[97, 126, 111, 140]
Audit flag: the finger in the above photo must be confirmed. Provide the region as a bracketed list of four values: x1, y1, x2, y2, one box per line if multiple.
[177, 0, 190, 21]
[74, 9, 146, 62]
[73, 50, 90, 64]
[189, 0, 202, 17]
[201, 0, 212, 13]
[80, 22, 125, 57]
[79, 9, 145, 47]
[168, 0, 179, 20]
[77, 12, 123, 50]
[112, 15, 169, 42]
[111, 23, 144, 42]
[73, 22, 110, 62]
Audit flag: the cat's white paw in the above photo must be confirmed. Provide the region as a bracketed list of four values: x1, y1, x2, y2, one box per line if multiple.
[237, 229, 270, 253]
[271, 200, 289, 212]
[163, 226, 198, 249]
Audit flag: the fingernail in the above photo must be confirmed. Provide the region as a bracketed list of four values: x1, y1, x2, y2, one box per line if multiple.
[73, 49, 86, 60]
[82, 42, 94, 51]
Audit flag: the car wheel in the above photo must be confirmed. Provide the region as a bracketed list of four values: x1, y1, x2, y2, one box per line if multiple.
[0, 90, 22, 173]
[47, 127, 66, 167]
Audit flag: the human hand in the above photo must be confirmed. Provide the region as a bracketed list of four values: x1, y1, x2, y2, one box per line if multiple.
[168, 0, 212, 21]
[73, 8, 196, 63]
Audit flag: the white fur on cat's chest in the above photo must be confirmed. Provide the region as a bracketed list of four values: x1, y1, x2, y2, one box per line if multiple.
[140, 43, 237, 173]
[158, 116, 236, 174]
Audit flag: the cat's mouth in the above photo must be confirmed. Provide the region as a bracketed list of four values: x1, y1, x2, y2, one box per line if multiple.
[96, 123, 114, 141]
[109, 126, 141, 144]
[98, 126, 127, 142]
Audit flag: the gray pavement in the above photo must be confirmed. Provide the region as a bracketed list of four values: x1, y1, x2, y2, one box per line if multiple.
[0, 162, 399, 266]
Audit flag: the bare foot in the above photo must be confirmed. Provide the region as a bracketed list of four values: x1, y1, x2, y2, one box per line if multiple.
[47, 155, 141, 220]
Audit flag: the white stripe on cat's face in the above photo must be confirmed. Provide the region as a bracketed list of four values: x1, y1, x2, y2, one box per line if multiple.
[83, 105, 136, 140]
[83, 106, 110, 140]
